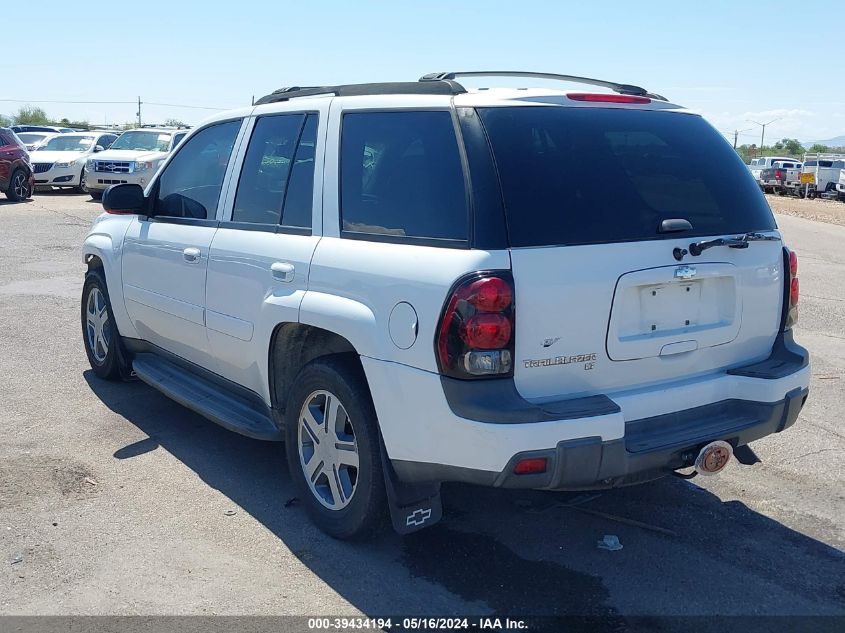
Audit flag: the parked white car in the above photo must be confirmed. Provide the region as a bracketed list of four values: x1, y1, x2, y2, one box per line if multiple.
[30, 132, 119, 192]
[16, 131, 56, 151]
[83, 128, 188, 200]
[81, 72, 810, 539]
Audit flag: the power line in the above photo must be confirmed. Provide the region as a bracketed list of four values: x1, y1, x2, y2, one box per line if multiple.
[0, 98, 227, 110]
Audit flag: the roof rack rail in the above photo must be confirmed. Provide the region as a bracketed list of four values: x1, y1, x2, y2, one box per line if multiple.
[419, 71, 667, 101]
[255, 81, 465, 105]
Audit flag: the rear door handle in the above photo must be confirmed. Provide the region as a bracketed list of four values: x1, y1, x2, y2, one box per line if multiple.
[271, 261, 295, 282]
[183, 247, 201, 263]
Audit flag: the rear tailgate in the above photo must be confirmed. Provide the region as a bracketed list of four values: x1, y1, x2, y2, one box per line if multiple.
[478, 104, 783, 401]
[509, 239, 783, 399]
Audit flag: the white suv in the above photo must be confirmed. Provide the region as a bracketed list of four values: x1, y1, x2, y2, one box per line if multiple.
[84, 127, 188, 200]
[81, 72, 810, 539]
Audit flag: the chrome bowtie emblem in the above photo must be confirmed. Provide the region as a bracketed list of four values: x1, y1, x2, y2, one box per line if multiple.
[406, 508, 432, 527]
[674, 265, 697, 280]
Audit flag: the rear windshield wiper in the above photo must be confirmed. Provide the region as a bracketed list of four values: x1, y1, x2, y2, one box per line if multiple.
[689, 232, 780, 256]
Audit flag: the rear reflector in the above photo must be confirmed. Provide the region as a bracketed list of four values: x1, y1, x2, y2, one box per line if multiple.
[513, 457, 547, 475]
[567, 93, 651, 104]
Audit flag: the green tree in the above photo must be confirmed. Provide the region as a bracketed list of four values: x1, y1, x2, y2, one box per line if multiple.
[771, 138, 803, 155]
[807, 143, 831, 153]
[13, 105, 50, 125]
[0, 113, 11, 127]
[163, 118, 187, 128]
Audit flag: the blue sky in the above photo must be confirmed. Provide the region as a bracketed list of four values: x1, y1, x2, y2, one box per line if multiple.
[5, 0, 843, 143]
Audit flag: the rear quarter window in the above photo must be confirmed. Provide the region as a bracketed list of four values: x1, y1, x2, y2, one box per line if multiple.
[340, 110, 468, 243]
[478, 107, 776, 247]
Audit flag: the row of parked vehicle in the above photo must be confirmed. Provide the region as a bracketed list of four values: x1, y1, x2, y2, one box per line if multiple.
[749, 153, 845, 200]
[0, 124, 189, 201]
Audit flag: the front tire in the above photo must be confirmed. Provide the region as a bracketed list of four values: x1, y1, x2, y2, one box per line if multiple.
[74, 169, 87, 194]
[5, 169, 31, 201]
[284, 356, 387, 539]
[90, 190, 103, 201]
[81, 270, 124, 380]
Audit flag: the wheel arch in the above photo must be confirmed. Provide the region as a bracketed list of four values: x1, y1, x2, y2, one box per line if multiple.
[268, 323, 363, 420]
[82, 231, 139, 339]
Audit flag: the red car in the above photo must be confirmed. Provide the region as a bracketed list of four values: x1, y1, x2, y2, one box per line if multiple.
[0, 128, 34, 201]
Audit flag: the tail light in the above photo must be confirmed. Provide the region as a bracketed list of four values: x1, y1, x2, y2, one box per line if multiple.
[436, 272, 515, 378]
[775, 169, 783, 180]
[783, 248, 799, 330]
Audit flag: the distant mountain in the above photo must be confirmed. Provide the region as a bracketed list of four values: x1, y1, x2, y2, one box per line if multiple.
[802, 135, 845, 148]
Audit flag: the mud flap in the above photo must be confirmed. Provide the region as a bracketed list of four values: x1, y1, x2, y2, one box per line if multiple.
[380, 442, 442, 534]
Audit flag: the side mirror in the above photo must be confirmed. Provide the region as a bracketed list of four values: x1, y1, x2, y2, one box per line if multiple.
[102, 183, 145, 214]
[93, 145, 105, 153]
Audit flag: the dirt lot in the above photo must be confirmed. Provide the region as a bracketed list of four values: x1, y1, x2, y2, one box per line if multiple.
[766, 193, 845, 227]
[0, 192, 843, 626]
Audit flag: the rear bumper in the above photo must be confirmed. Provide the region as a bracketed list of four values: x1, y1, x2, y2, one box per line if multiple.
[392, 386, 808, 490]
[369, 331, 810, 490]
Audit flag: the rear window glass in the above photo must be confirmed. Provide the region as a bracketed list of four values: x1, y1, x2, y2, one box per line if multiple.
[478, 107, 776, 247]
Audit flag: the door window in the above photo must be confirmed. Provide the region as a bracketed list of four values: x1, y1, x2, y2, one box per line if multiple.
[281, 114, 318, 229]
[232, 114, 305, 225]
[153, 120, 241, 220]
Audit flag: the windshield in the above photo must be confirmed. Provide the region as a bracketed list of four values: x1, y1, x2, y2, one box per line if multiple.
[18, 133, 50, 145]
[478, 107, 775, 247]
[110, 131, 172, 151]
[38, 135, 95, 151]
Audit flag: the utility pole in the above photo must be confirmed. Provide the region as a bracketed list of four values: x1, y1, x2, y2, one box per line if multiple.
[732, 128, 752, 149]
[137, 96, 142, 127]
[748, 118, 780, 154]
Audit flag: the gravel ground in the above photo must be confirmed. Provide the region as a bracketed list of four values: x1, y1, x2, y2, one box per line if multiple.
[766, 193, 845, 226]
[0, 192, 842, 627]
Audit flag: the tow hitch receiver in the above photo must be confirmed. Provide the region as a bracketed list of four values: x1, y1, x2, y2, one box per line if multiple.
[694, 440, 733, 475]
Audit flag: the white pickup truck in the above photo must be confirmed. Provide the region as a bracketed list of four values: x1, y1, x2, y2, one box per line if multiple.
[796, 153, 845, 199]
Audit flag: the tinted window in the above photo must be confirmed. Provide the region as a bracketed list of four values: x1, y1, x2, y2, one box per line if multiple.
[233, 114, 304, 225]
[478, 107, 776, 247]
[340, 111, 467, 241]
[154, 120, 241, 220]
[281, 114, 318, 228]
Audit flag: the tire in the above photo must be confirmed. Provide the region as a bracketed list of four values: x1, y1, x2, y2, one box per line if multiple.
[5, 169, 31, 201]
[90, 190, 103, 201]
[74, 168, 87, 194]
[284, 355, 387, 539]
[81, 269, 126, 380]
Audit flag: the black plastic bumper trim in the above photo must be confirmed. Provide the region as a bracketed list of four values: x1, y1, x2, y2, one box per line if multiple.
[440, 376, 620, 424]
[727, 329, 809, 379]
[393, 387, 808, 490]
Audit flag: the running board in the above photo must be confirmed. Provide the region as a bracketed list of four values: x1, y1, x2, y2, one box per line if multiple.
[132, 353, 283, 441]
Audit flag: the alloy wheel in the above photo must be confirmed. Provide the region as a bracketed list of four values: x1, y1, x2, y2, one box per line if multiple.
[85, 287, 111, 364]
[298, 390, 360, 510]
[12, 172, 29, 199]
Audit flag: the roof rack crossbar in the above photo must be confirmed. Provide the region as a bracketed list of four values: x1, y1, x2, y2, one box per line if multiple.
[419, 71, 666, 101]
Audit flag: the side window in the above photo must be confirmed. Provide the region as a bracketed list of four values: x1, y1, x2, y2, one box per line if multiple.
[232, 114, 304, 225]
[98, 135, 114, 149]
[153, 120, 241, 220]
[340, 111, 468, 241]
[281, 114, 318, 229]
